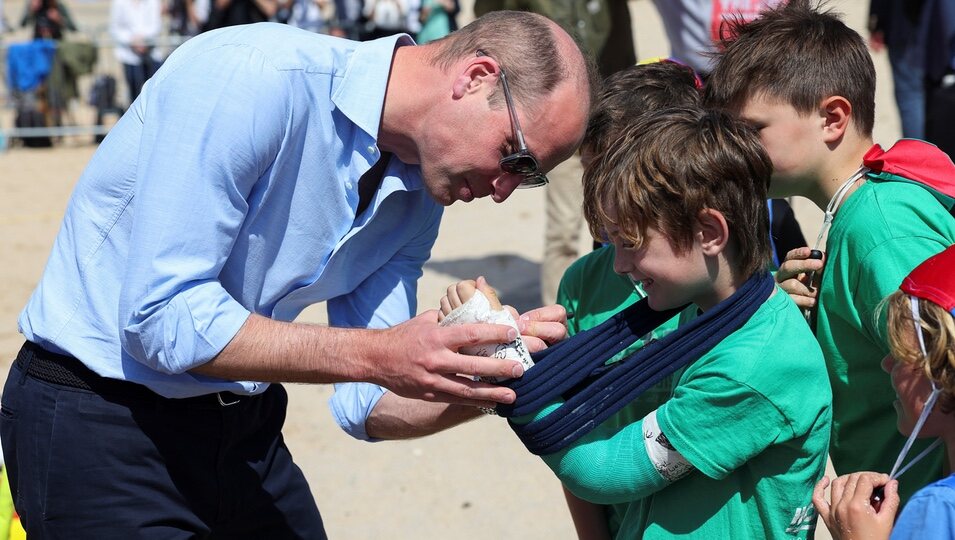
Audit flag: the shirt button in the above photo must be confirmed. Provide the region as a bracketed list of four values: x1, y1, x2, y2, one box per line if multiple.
[368, 145, 377, 155]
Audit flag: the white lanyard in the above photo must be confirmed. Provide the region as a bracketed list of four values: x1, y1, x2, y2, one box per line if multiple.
[802, 167, 870, 322]
[810, 166, 870, 252]
[887, 296, 943, 482]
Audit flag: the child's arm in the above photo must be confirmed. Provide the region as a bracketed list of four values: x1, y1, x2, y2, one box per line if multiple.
[563, 487, 613, 540]
[527, 408, 692, 505]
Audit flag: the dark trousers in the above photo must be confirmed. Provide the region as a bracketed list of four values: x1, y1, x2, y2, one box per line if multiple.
[0, 342, 326, 539]
[123, 57, 159, 104]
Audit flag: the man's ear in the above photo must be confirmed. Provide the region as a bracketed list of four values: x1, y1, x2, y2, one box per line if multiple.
[451, 56, 499, 99]
[820, 95, 852, 144]
[697, 208, 730, 256]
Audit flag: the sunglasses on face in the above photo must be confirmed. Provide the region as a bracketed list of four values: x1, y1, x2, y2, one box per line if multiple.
[476, 50, 549, 189]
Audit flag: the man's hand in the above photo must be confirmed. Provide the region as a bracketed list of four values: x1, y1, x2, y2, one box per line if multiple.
[775, 247, 826, 309]
[812, 473, 898, 540]
[370, 310, 524, 407]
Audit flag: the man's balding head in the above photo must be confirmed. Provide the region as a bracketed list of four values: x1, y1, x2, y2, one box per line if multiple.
[429, 11, 597, 116]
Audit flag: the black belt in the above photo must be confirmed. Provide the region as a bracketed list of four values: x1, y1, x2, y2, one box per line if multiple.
[16, 341, 249, 407]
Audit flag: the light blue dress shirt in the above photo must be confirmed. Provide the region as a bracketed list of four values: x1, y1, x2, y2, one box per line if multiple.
[19, 24, 443, 399]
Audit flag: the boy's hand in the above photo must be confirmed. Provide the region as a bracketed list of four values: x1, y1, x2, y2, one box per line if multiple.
[438, 276, 503, 321]
[438, 276, 565, 351]
[435, 276, 535, 383]
[812, 473, 898, 540]
[775, 247, 826, 309]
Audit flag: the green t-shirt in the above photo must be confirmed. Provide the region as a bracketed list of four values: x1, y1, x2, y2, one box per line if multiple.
[647, 290, 831, 539]
[557, 244, 642, 338]
[556, 245, 690, 418]
[817, 176, 955, 501]
[543, 289, 831, 539]
[556, 246, 708, 536]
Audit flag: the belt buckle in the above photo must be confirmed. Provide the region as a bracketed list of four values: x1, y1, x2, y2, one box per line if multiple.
[216, 392, 241, 407]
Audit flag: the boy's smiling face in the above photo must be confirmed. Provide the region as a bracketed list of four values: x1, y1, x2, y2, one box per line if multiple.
[605, 215, 712, 312]
[736, 93, 826, 198]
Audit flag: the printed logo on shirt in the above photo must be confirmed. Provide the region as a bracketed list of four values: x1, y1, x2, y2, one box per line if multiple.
[785, 505, 816, 534]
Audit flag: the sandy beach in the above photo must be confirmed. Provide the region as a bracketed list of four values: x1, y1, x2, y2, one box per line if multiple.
[0, 1, 898, 537]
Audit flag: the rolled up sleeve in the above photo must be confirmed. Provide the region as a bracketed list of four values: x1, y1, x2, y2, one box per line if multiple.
[119, 43, 290, 374]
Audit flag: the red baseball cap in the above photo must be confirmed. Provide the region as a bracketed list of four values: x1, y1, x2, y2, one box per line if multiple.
[901, 245, 955, 315]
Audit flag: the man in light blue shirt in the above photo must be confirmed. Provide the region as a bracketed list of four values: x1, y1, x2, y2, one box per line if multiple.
[1, 12, 593, 537]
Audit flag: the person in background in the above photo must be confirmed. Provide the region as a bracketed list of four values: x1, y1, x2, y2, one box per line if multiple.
[705, 0, 955, 502]
[110, 0, 164, 104]
[202, 0, 275, 30]
[362, 0, 408, 40]
[286, 0, 332, 33]
[868, 0, 927, 140]
[416, 0, 453, 43]
[20, 0, 76, 40]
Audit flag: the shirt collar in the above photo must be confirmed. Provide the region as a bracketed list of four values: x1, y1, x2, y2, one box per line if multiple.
[333, 34, 415, 141]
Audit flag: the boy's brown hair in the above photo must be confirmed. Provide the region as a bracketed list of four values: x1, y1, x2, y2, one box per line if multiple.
[703, 0, 876, 137]
[583, 107, 772, 278]
[584, 60, 702, 155]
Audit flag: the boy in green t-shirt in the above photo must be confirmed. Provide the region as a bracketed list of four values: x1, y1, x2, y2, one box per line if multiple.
[704, 0, 955, 502]
[526, 107, 832, 539]
[560, 60, 703, 344]
[556, 60, 703, 537]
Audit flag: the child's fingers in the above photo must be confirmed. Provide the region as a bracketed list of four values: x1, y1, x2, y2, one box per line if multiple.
[475, 276, 503, 310]
[879, 479, 900, 517]
[439, 296, 453, 318]
[811, 477, 832, 526]
[830, 474, 848, 508]
[775, 248, 825, 282]
[446, 280, 471, 309]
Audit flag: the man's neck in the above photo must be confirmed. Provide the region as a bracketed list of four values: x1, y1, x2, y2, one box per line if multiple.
[377, 45, 433, 165]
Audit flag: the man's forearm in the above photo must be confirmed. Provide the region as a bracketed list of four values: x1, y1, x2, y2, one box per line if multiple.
[365, 392, 483, 439]
[192, 313, 378, 384]
[191, 310, 526, 406]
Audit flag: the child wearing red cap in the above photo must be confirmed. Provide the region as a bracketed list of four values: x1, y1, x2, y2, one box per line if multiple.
[812, 245, 955, 540]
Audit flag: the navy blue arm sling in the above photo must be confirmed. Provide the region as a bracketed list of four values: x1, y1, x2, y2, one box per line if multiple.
[497, 271, 776, 456]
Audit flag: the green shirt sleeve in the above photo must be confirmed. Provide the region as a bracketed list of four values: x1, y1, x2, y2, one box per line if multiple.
[657, 374, 789, 480]
[556, 271, 582, 337]
[852, 235, 951, 349]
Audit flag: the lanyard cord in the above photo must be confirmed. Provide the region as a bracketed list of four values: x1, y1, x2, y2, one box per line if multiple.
[892, 438, 943, 480]
[803, 167, 870, 323]
[811, 166, 870, 252]
[887, 296, 943, 481]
